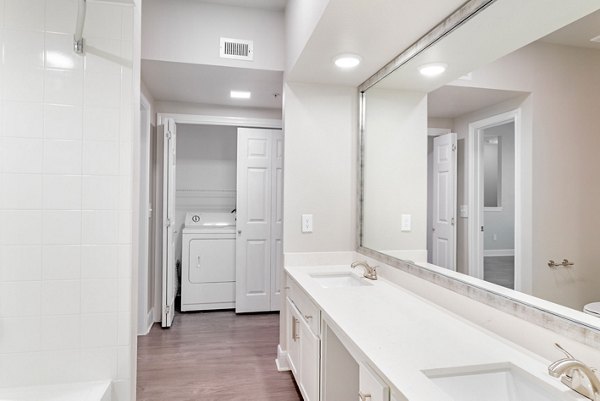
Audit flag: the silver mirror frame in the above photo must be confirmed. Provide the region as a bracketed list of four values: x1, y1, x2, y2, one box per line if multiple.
[356, 0, 600, 347]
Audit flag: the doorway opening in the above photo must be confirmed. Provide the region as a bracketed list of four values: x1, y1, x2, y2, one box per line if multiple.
[468, 110, 520, 290]
[151, 114, 283, 328]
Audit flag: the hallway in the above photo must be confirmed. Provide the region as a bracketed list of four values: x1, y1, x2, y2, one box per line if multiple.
[137, 311, 301, 401]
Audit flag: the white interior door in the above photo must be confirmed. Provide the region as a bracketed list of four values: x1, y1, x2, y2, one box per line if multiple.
[432, 133, 457, 270]
[236, 128, 282, 313]
[161, 118, 177, 327]
[270, 131, 284, 311]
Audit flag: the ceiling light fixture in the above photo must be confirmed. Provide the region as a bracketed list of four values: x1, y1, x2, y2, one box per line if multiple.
[418, 62, 448, 77]
[590, 34, 600, 43]
[230, 90, 251, 99]
[334, 54, 361, 69]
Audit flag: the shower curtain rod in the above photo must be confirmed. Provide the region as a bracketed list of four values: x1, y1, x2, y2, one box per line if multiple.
[74, 0, 87, 53]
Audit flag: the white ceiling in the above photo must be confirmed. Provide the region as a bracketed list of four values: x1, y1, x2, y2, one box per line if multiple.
[541, 9, 600, 50]
[141, 60, 283, 109]
[186, 0, 287, 11]
[428, 86, 525, 119]
[286, 0, 467, 86]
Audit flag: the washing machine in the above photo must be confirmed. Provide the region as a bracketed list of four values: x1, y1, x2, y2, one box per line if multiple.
[181, 212, 236, 311]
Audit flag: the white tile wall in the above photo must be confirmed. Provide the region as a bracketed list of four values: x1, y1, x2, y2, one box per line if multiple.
[0, 0, 135, 399]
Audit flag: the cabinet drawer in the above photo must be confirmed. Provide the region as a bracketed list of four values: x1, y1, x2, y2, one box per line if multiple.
[286, 275, 321, 336]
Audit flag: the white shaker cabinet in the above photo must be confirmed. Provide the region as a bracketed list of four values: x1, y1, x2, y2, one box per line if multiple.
[359, 363, 390, 401]
[286, 277, 321, 401]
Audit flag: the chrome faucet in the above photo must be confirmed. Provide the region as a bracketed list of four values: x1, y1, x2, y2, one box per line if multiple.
[548, 343, 600, 401]
[351, 261, 377, 280]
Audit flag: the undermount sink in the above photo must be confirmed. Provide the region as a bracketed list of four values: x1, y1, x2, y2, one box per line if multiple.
[423, 363, 578, 401]
[309, 273, 372, 288]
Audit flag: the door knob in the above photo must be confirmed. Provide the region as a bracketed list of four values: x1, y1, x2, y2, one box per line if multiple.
[238, 230, 242, 235]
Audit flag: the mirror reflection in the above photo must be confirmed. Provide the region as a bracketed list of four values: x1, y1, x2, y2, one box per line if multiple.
[361, 4, 600, 315]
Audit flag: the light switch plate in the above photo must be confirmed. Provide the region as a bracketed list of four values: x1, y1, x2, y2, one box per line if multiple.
[301, 214, 313, 233]
[460, 205, 469, 218]
[401, 214, 411, 232]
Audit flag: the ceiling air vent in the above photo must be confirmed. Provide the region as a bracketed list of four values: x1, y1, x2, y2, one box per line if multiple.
[220, 37, 254, 61]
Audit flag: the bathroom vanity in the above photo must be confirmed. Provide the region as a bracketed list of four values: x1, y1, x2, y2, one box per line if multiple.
[284, 264, 590, 401]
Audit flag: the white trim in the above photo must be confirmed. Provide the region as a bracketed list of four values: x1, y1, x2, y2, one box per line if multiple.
[468, 109, 523, 291]
[276, 344, 290, 371]
[139, 308, 154, 336]
[484, 206, 504, 212]
[137, 92, 153, 335]
[157, 113, 282, 129]
[427, 127, 451, 136]
[484, 249, 515, 257]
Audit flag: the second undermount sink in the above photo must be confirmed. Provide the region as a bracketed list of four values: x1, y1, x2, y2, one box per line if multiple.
[423, 363, 579, 401]
[309, 273, 372, 288]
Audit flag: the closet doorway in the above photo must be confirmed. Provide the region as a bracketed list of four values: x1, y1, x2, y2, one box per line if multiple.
[155, 114, 282, 328]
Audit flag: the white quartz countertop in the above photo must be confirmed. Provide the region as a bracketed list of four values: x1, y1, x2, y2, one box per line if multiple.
[285, 264, 586, 401]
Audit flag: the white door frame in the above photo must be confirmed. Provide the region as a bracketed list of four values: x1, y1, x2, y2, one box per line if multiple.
[157, 113, 282, 129]
[467, 109, 524, 290]
[137, 93, 153, 335]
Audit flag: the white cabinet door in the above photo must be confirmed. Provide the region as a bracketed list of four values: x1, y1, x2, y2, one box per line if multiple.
[299, 315, 320, 401]
[286, 298, 301, 378]
[359, 363, 389, 401]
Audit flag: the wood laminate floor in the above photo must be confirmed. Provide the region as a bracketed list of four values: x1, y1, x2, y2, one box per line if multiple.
[137, 310, 302, 401]
[484, 256, 515, 289]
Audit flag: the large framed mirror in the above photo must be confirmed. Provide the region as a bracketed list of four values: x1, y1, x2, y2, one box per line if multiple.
[358, 0, 600, 331]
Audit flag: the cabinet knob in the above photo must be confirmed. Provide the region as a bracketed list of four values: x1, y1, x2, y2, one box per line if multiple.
[359, 392, 372, 401]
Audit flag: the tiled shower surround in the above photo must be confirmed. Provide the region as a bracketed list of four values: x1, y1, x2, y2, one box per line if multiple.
[0, 0, 135, 399]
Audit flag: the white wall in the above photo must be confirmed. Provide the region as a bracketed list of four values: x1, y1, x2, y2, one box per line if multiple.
[483, 122, 515, 252]
[174, 124, 237, 259]
[284, 0, 330, 72]
[282, 83, 356, 253]
[454, 41, 600, 309]
[142, 0, 285, 71]
[362, 88, 428, 259]
[0, 1, 135, 399]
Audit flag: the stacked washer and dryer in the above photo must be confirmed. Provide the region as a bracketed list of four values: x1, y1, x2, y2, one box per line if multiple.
[181, 212, 237, 312]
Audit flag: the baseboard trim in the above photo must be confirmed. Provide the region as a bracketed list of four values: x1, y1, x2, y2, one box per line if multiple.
[484, 249, 515, 257]
[276, 344, 290, 371]
[138, 308, 154, 336]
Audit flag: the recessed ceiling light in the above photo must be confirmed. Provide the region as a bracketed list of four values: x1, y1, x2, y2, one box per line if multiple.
[334, 54, 361, 69]
[230, 90, 251, 99]
[418, 62, 448, 77]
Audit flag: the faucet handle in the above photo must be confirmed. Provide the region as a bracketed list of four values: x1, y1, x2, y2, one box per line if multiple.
[554, 343, 575, 359]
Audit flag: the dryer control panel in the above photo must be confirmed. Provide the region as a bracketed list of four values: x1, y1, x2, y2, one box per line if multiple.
[184, 212, 236, 228]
